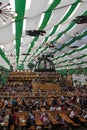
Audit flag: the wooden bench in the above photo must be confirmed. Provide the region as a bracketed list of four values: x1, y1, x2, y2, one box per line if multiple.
[79, 117, 87, 123]
[43, 125, 50, 130]
[61, 123, 68, 130]
[59, 114, 80, 127]
[28, 125, 35, 130]
[10, 125, 15, 130]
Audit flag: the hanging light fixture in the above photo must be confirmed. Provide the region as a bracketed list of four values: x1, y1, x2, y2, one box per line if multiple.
[73, 15, 87, 24]
[0, 2, 17, 25]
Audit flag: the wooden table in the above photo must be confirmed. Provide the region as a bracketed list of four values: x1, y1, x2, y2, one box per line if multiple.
[59, 114, 80, 127]
[48, 112, 59, 125]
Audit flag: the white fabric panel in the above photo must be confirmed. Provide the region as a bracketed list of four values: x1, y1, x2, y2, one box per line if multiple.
[24, 62, 29, 70]
[3, 42, 15, 53]
[58, 34, 70, 43]
[63, 3, 87, 24]
[81, 36, 87, 44]
[48, 35, 57, 42]
[72, 59, 79, 63]
[21, 36, 33, 47]
[79, 48, 87, 54]
[30, 41, 43, 53]
[80, 56, 87, 62]
[0, 25, 14, 44]
[45, 6, 68, 29]
[25, 0, 48, 17]
[25, 0, 48, 36]
[54, 51, 61, 58]
[25, 16, 41, 30]
[61, 47, 71, 54]
[67, 65, 77, 69]
[20, 45, 30, 54]
[82, 64, 87, 68]
[58, 23, 70, 33]
[61, 55, 72, 61]
[70, 52, 81, 58]
[44, 48, 54, 54]
[35, 47, 45, 55]
[57, 0, 76, 8]
[70, 40, 82, 47]
[66, 24, 87, 39]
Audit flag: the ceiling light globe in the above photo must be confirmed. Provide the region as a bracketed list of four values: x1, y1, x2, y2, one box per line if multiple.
[14, 12, 18, 17]
[3, 20, 6, 25]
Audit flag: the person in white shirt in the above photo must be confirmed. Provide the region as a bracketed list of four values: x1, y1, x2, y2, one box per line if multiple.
[84, 112, 87, 120]
[69, 108, 81, 124]
[36, 126, 42, 130]
[4, 99, 8, 108]
[69, 110, 75, 119]
[50, 106, 54, 111]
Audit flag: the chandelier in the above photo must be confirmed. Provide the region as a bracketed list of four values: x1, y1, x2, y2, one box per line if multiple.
[34, 55, 55, 72]
[26, 30, 46, 36]
[73, 15, 87, 24]
[0, 2, 17, 25]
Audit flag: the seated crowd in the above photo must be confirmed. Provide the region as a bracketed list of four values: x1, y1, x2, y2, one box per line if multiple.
[0, 81, 87, 130]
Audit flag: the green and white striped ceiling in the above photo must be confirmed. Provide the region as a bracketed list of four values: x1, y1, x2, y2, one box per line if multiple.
[0, 0, 87, 72]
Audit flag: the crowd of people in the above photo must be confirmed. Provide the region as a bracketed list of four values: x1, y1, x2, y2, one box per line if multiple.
[0, 81, 87, 130]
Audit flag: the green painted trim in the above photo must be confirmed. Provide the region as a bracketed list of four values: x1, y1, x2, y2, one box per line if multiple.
[0, 49, 10, 65]
[15, 0, 26, 65]
[39, 0, 61, 29]
[53, 31, 87, 61]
